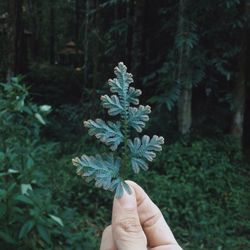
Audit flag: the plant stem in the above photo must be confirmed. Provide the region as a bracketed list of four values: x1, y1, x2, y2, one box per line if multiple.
[120, 79, 130, 178]
[121, 117, 129, 178]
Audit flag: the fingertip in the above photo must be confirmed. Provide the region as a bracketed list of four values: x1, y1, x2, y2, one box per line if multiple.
[112, 182, 147, 249]
[125, 180, 179, 248]
[114, 185, 137, 210]
[125, 180, 148, 205]
[124, 180, 140, 188]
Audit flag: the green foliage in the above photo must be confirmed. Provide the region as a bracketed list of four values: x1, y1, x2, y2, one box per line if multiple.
[0, 77, 249, 249]
[152, 0, 248, 119]
[0, 78, 63, 249]
[1, 0, 249, 248]
[0, 77, 51, 176]
[0, 78, 101, 249]
[64, 134, 250, 250]
[135, 137, 249, 250]
[73, 63, 164, 197]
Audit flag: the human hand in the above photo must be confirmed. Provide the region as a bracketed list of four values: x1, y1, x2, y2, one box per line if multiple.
[100, 181, 182, 250]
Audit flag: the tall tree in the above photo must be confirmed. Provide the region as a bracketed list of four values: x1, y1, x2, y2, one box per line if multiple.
[131, 0, 145, 80]
[230, 2, 249, 146]
[176, 0, 192, 135]
[75, 0, 80, 43]
[83, 0, 90, 86]
[125, 0, 134, 69]
[6, 0, 24, 81]
[27, 0, 42, 62]
[92, 0, 100, 93]
[49, 0, 55, 64]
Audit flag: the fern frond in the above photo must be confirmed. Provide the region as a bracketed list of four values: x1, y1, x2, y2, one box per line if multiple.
[100, 94, 124, 116]
[108, 77, 122, 94]
[72, 154, 120, 191]
[128, 105, 151, 132]
[127, 87, 142, 105]
[108, 62, 133, 108]
[72, 154, 131, 198]
[84, 119, 123, 151]
[73, 62, 165, 197]
[128, 135, 164, 173]
[114, 62, 133, 93]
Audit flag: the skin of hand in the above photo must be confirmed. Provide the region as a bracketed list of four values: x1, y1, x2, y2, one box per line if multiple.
[100, 181, 182, 250]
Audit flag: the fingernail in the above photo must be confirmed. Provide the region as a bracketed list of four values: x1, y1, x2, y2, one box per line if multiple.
[118, 188, 136, 209]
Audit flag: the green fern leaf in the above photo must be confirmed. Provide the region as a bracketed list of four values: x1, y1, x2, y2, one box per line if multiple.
[108, 62, 133, 108]
[100, 94, 124, 116]
[72, 154, 120, 191]
[127, 87, 142, 105]
[84, 119, 123, 151]
[128, 105, 151, 132]
[128, 135, 164, 173]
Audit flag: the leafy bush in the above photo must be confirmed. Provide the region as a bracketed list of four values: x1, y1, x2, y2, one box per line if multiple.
[0, 78, 102, 249]
[0, 78, 63, 249]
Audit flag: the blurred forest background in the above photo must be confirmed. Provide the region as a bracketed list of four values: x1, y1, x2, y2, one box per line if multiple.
[0, 0, 250, 249]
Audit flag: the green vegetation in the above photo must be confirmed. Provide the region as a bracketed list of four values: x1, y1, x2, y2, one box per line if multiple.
[136, 138, 249, 249]
[0, 78, 101, 249]
[0, 0, 249, 249]
[0, 79, 249, 249]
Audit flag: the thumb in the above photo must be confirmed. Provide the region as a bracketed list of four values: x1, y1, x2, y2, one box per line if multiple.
[112, 185, 147, 250]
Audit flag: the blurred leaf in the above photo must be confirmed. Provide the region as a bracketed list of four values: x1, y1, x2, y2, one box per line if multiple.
[49, 214, 64, 227]
[37, 225, 51, 244]
[8, 169, 19, 174]
[19, 220, 35, 239]
[35, 113, 46, 125]
[14, 194, 34, 206]
[27, 156, 34, 168]
[21, 184, 33, 195]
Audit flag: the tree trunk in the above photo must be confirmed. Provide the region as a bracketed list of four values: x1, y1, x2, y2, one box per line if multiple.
[178, 87, 192, 135]
[93, 0, 100, 85]
[140, 0, 148, 77]
[7, 0, 24, 81]
[176, 0, 192, 135]
[230, 4, 248, 146]
[75, 0, 80, 43]
[29, 0, 42, 62]
[131, 0, 145, 79]
[125, 0, 134, 69]
[83, 0, 90, 86]
[114, 0, 118, 40]
[7, 0, 15, 81]
[49, 0, 55, 65]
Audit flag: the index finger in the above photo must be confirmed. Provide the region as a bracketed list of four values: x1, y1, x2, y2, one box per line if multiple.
[126, 181, 181, 249]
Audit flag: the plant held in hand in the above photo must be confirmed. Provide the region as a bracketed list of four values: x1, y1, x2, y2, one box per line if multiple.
[72, 62, 164, 197]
